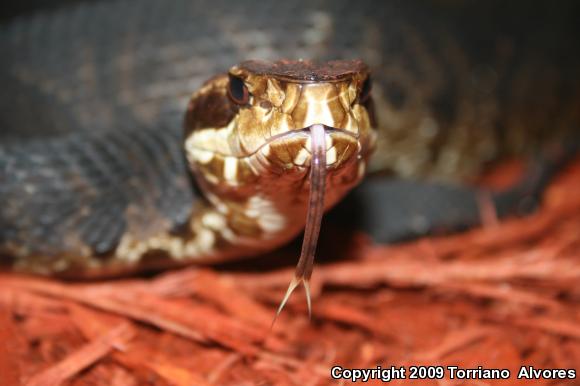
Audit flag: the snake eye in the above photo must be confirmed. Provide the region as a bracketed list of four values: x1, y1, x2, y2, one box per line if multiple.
[228, 75, 250, 105]
[358, 76, 372, 103]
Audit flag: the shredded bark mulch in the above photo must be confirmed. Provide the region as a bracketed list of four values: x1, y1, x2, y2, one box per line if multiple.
[1, 159, 579, 386]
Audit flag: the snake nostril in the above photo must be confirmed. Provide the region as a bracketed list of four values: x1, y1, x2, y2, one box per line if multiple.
[260, 100, 273, 109]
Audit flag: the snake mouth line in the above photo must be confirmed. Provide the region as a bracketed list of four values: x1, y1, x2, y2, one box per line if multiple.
[259, 125, 363, 170]
[188, 125, 362, 160]
[250, 124, 360, 158]
[265, 125, 359, 144]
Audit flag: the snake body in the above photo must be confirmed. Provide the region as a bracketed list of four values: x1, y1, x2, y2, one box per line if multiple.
[1, 0, 579, 276]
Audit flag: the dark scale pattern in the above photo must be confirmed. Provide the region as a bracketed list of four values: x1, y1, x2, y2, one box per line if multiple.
[0, 127, 194, 257]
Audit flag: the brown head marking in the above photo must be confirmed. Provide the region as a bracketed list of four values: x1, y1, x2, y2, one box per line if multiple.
[236, 59, 369, 82]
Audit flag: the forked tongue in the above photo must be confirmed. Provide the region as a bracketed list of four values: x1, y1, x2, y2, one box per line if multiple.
[273, 124, 327, 323]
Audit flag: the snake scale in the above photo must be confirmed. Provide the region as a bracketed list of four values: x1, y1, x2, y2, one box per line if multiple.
[1, 0, 579, 278]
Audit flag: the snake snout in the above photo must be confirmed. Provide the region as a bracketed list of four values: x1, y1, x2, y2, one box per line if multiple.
[262, 124, 362, 172]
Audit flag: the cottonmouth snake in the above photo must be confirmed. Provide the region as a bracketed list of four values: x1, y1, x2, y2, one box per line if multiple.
[1, 0, 579, 278]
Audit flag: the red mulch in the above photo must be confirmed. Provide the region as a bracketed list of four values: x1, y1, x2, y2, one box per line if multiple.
[1, 159, 580, 386]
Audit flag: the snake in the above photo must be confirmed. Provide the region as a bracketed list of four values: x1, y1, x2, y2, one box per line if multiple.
[1, 0, 580, 280]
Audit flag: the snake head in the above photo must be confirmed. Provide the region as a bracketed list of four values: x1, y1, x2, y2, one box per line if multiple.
[183, 60, 376, 245]
[184, 59, 376, 190]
